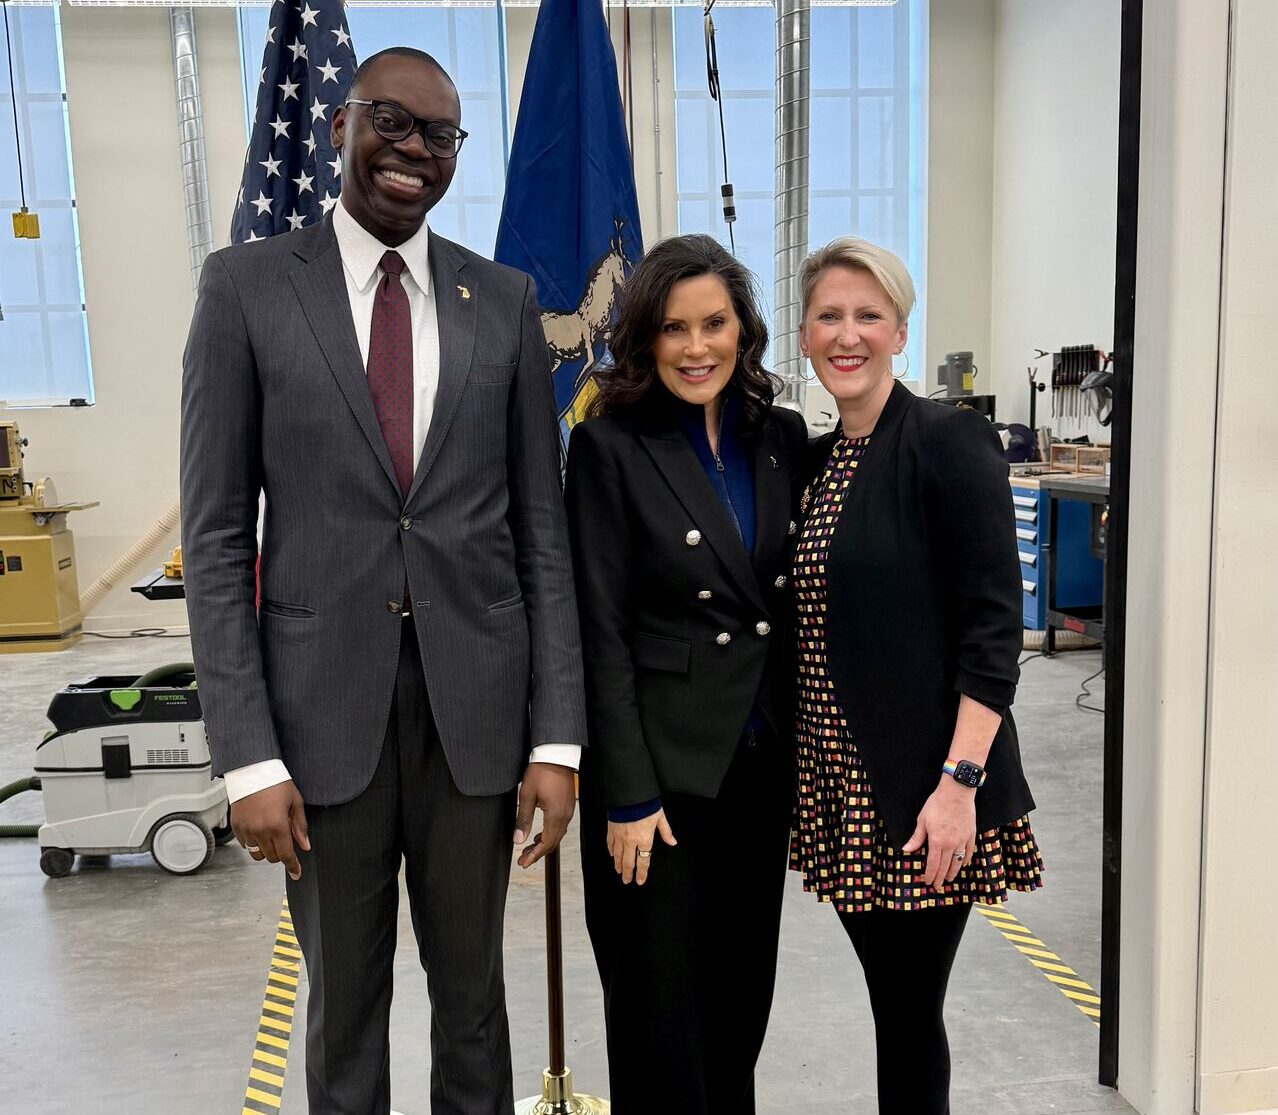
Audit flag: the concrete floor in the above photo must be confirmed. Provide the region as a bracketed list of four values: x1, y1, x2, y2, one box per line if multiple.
[0, 635, 1133, 1114]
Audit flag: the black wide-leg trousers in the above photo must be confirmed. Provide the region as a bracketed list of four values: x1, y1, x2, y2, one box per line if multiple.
[580, 733, 792, 1115]
[285, 620, 518, 1115]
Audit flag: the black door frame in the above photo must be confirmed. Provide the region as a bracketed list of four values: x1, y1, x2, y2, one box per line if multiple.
[1099, 0, 1143, 1088]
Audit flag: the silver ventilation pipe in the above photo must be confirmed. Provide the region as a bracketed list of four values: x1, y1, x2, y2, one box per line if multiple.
[773, 0, 810, 409]
[170, 7, 214, 296]
[651, 9, 664, 239]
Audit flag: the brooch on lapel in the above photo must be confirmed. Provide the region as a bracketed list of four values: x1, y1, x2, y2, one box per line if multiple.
[457, 284, 471, 300]
[769, 455, 779, 470]
[799, 482, 813, 518]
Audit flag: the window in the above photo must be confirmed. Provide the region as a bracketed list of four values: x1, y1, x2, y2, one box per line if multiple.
[0, 3, 93, 407]
[237, 5, 507, 256]
[673, 1, 927, 378]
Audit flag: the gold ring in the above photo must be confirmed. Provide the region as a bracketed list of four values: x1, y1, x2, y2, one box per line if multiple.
[637, 850, 652, 858]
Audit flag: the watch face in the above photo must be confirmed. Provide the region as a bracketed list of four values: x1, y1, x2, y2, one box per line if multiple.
[954, 760, 983, 788]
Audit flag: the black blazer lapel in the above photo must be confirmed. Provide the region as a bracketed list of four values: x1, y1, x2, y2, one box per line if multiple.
[750, 418, 791, 585]
[289, 217, 401, 498]
[832, 380, 915, 529]
[639, 429, 767, 613]
[407, 232, 476, 505]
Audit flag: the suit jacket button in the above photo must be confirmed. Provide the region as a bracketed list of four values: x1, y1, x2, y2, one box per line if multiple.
[716, 632, 732, 646]
[788, 520, 797, 535]
[698, 590, 713, 600]
[387, 601, 402, 614]
[755, 621, 771, 636]
[400, 516, 413, 531]
[774, 575, 787, 589]
[685, 529, 702, 546]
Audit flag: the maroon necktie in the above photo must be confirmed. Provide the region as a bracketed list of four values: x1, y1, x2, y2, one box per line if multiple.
[366, 250, 414, 499]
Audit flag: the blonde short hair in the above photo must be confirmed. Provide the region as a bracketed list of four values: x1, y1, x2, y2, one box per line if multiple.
[799, 237, 916, 325]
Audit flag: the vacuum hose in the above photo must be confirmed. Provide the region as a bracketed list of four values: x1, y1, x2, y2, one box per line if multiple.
[133, 663, 196, 688]
[0, 776, 41, 838]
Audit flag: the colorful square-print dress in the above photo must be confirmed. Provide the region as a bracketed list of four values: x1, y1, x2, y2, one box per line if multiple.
[788, 432, 1044, 913]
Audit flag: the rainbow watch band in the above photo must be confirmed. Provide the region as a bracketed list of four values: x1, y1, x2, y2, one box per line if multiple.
[944, 758, 987, 787]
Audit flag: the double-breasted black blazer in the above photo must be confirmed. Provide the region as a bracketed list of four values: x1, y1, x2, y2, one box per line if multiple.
[801, 381, 1036, 848]
[565, 395, 807, 810]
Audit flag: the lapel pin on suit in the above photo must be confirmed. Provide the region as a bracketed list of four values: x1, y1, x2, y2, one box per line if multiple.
[457, 284, 471, 300]
[770, 455, 779, 470]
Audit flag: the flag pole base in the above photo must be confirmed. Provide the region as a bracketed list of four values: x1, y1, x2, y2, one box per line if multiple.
[515, 1068, 610, 1115]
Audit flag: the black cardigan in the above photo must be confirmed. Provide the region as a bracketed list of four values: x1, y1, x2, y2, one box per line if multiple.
[565, 399, 807, 809]
[802, 381, 1035, 848]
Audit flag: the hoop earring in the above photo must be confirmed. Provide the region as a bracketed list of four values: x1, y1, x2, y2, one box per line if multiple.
[892, 350, 910, 380]
[800, 354, 816, 383]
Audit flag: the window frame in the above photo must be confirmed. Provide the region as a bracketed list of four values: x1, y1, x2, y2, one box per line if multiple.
[0, 2, 94, 409]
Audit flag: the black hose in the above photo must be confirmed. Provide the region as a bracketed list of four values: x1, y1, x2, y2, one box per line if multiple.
[0, 776, 40, 838]
[133, 663, 196, 688]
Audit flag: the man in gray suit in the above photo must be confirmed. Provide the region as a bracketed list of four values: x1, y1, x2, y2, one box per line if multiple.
[180, 47, 586, 1114]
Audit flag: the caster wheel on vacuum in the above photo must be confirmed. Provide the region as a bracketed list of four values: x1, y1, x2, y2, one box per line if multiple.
[39, 848, 75, 878]
[149, 814, 215, 875]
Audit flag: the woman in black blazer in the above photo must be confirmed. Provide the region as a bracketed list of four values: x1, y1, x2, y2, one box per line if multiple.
[788, 237, 1043, 1113]
[564, 234, 806, 1112]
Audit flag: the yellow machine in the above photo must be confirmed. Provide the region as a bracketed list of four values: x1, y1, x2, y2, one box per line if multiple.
[0, 421, 98, 653]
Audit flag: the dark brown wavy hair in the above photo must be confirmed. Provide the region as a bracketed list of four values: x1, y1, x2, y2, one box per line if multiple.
[585, 234, 780, 431]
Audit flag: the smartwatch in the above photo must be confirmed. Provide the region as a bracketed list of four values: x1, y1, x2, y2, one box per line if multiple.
[943, 758, 987, 789]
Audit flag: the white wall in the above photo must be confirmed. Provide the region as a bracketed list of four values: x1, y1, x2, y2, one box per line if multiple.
[925, 0, 995, 399]
[989, 0, 1119, 440]
[1197, 0, 1278, 1109]
[1118, 0, 1227, 1110]
[0, 7, 246, 635]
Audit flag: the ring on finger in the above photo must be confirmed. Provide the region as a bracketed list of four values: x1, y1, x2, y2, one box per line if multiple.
[637, 849, 652, 858]
[246, 845, 261, 853]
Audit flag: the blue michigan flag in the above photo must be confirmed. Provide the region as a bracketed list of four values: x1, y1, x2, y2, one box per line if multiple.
[494, 0, 644, 444]
[230, 0, 356, 244]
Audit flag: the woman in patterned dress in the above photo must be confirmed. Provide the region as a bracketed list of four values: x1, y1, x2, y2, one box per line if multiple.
[789, 237, 1043, 1113]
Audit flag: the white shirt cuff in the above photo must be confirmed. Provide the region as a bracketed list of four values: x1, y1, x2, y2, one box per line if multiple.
[222, 759, 292, 804]
[528, 743, 581, 771]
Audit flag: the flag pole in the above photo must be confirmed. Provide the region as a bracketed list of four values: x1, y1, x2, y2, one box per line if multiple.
[514, 847, 610, 1115]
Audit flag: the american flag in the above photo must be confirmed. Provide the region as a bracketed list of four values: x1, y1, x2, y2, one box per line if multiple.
[230, 0, 357, 244]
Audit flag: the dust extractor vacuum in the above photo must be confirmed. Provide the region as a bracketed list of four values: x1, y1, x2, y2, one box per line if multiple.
[2, 664, 232, 877]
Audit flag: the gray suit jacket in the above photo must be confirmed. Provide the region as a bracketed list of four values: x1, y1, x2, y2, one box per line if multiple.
[180, 215, 587, 805]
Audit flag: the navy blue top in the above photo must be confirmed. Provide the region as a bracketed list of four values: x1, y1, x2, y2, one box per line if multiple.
[675, 393, 756, 554]
[609, 393, 758, 825]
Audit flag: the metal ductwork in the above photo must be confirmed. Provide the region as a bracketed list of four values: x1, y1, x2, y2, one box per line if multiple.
[773, 0, 810, 409]
[170, 7, 214, 296]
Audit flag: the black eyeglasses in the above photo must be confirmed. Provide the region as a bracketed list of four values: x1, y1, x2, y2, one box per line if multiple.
[345, 99, 468, 158]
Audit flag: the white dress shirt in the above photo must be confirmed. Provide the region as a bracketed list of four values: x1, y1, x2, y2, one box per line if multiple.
[221, 201, 579, 804]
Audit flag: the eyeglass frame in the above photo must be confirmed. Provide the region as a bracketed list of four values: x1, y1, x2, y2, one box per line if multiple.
[344, 98, 468, 158]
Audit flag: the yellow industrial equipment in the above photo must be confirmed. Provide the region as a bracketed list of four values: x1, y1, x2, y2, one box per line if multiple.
[0, 421, 98, 652]
[163, 545, 182, 580]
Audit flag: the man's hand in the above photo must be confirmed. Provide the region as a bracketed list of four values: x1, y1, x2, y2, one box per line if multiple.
[231, 780, 310, 881]
[513, 763, 576, 869]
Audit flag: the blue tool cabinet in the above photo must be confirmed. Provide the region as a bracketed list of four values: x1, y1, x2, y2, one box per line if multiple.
[1011, 478, 1103, 631]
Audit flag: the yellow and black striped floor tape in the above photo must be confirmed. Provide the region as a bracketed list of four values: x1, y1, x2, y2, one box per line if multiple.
[242, 898, 299, 1114]
[975, 904, 1102, 1026]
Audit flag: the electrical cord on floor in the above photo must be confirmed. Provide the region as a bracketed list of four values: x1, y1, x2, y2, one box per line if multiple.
[1019, 651, 1046, 666]
[1076, 664, 1105, 713]
[82, 629, 189, 640]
